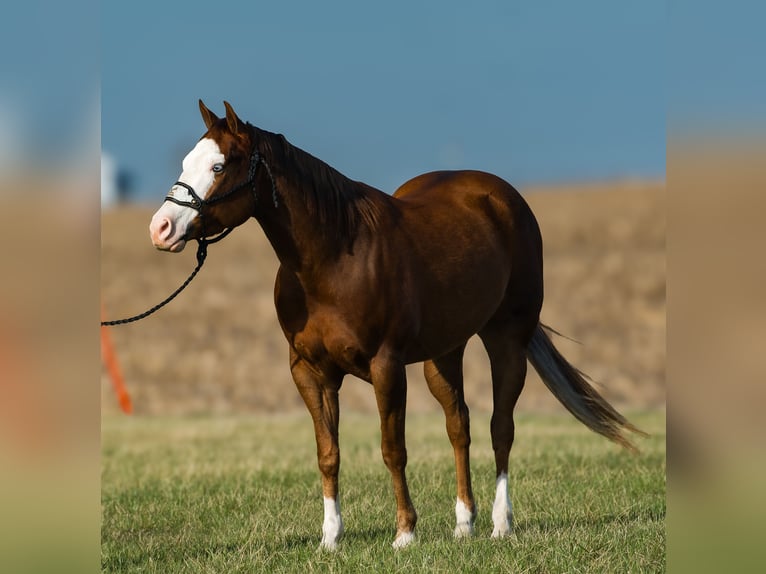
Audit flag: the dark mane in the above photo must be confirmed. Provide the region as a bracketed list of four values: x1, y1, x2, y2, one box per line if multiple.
[254, 126, 382, 244]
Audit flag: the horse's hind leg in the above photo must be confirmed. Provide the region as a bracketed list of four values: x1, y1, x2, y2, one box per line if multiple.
[423, 344, 476, 538]
[479, 326, 530, 538]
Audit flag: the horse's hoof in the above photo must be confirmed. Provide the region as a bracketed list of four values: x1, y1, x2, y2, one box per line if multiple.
[319, 530, 343, 551]
[392, 530, 415, 549]
[491, 523, 513, 539]
[319, 538, 340, 551]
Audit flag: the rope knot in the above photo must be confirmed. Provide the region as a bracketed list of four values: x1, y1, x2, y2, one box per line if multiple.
[195, 241, 208, 266]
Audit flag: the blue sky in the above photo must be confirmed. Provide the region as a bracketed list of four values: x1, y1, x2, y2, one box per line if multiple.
[101, 1, 665, 201]
[0, 2, 97, 161]
[5, 2, 766, 201]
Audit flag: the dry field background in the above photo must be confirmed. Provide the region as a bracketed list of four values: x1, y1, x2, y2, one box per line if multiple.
[101, 180, 665, 417]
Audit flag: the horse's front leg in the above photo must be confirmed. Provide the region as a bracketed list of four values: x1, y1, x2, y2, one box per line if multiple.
[290, 349, 344, 550]
[371, 352, 417, 548]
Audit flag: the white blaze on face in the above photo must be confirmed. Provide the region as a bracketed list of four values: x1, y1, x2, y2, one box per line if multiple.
[149, 138, 225, 252]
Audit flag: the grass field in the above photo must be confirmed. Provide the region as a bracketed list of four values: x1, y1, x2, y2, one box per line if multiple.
[102, 410, 665, 573]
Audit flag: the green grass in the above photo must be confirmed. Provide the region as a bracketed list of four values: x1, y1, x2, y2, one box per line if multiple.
[102, 410, 665, 573]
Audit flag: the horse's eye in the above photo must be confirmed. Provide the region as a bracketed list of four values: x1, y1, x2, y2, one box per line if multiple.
[212, 163, 224, 173]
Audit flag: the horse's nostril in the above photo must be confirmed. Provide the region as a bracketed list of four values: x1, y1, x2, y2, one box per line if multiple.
[158, 217, 172, 239]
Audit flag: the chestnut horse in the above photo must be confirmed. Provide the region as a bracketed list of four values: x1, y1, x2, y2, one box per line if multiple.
[149, 101, 642, 549]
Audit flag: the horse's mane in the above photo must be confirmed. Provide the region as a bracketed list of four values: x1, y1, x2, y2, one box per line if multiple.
[255, 127, 382, 244]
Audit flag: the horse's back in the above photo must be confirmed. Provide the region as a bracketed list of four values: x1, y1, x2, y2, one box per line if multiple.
[392, 170, 541, 257]
[394, 170, 521, 203]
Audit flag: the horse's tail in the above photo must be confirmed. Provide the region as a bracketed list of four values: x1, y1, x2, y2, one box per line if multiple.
[526, 323, 647, 452]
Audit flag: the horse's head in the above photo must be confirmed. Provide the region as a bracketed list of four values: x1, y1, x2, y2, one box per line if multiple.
[150, 101, 259, 252]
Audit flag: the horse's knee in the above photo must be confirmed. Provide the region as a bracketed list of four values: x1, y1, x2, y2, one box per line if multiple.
[381, 443, 408, 472]
[317, 447, 340, 478]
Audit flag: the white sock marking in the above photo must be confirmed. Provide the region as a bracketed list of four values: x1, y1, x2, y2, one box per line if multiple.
[320, 496, 343, 550]
[454, 498, 475, 538]
[491, 472, 513, 538]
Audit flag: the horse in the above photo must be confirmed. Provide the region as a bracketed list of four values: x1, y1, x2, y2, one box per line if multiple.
[149, 100, 643, 549]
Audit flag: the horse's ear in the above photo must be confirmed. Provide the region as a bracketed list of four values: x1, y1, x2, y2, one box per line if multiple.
[223, 101, 241, 135]
[199, 100, 219, 130]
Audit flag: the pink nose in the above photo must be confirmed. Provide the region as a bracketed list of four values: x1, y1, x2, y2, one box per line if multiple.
[150, 216, 174, 245]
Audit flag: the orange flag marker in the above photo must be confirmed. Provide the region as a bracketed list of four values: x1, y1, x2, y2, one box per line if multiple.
[101, 303, 132, 414]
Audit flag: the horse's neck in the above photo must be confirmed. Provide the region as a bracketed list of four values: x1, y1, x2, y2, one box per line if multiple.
[254, 139, 385, 273]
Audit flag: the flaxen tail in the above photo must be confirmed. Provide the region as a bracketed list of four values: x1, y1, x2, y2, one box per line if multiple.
[526, 324, 647, 452]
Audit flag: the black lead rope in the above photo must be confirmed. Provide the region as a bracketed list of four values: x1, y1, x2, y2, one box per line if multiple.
[100, 230, 232, 327]
[102, 135, 272, 327]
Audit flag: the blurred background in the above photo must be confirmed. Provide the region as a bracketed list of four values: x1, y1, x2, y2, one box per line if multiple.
[101, 1, 665, 417]
[0, 2, 99, 573]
